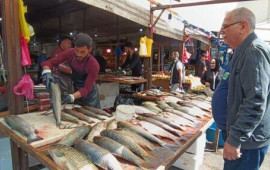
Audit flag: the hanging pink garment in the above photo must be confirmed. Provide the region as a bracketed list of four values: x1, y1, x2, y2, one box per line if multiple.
[205, 50, 211, 62]
[20, 35, 32, 66]
[183, 47, 191, 64]
[14, 74, 34, 100]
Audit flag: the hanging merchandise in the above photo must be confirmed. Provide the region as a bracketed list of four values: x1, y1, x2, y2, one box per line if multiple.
[20, 35, 32, 66]
[139, 36, 147, 56]
[14, 74, 34, 100]
[183, 47, 191, 64]
[139, 36, 153, 57]
[19, 0, 31, 42]
[146, 37, 153, 57]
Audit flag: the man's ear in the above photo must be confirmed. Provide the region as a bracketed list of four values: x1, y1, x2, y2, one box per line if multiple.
[241, 21, 249, 33]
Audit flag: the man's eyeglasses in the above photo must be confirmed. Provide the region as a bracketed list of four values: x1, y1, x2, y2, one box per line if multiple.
[221, 21, 242, 30]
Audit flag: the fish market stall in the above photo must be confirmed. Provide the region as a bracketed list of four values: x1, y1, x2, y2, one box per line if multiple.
[0, 89, 213, 170]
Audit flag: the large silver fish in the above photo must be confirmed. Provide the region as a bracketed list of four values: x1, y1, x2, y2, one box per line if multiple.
[58, 126, 91, 146]
[117, 121, 179, 151]
[4, 115, 43, 143]
[63, 109, 95, 124]
[100, 129, 154, 161]
[49, 144, 98, 170]
[50, 82, 62, 126]
[74, 139, 123, 170]
[82, 106, 112, 117]
[136, 115, 185, 138]
[74, 107, 106, 120]
[86, 122, 107, 142]
[93, 136, 153, 169]
[139, 121, 183, 146]
[121, 128, 156, 150]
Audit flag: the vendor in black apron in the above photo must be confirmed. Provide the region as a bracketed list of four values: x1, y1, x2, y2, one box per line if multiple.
[41, 33, 101, 108]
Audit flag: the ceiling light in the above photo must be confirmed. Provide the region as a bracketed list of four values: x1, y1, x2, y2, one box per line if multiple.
[0, 18, 2, 21]
[95, 34, 98, 37]
[70, 32, 73, 36]
[134, 48, 138, 51]
[139, 29, 143, 32]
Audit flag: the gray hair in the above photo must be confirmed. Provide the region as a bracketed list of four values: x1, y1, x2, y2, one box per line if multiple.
[172, 51, 179, 58]
[74, 33, 93, 48]
[231, 7, 256, 31]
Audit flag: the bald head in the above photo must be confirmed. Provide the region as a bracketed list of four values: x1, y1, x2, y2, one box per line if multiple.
[229, 7, 256, 31]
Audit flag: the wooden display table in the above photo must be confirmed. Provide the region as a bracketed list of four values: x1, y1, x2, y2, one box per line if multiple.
[98, 75, 147, 85]
[0, 110, 213, 170]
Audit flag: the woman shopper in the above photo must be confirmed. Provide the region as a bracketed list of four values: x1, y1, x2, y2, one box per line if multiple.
[201, 58, 222, 91]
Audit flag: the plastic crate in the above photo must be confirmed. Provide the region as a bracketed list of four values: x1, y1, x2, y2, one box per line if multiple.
[206, 122, 225, 147]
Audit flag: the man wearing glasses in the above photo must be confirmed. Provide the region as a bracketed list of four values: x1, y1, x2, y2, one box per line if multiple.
[219, 7, 270, 170]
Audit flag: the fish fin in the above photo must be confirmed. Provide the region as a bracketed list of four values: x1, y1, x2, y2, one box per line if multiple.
[27, 135, 43, 144]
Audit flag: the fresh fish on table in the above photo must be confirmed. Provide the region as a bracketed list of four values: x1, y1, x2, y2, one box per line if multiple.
[63, 109, 95, 124]
[82, 106, 112, 117]
[58, 125, 91, 146]
[49, 82, 62, 126]
[139, 113, 187, 131]
[86, 122, 107, 142]
[49, 144, 98, 170]
[121, 128, 156, 150]
[142, 101, 157, 107]
[164, 112, 196, 127]
[117, 121, 179, 151]
[142, 104, 162, 114]
[107, 119, 117, 130]
[190, 99, 212, 111]
[61, 111, 80, 124]
[139, 121, 183, 146]
[100, 129, 154, 161]
[74, 107, 106, 120]
[136, 115, 185, 138]
[4, 115, 43, 143]
[93, 136, 153, 169]
[165, 108, 198, 122]
[74, 139, 123, 170]
[156, 101, 173, 110]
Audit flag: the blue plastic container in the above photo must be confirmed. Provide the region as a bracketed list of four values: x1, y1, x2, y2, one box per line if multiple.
[206, 122, 225, 147]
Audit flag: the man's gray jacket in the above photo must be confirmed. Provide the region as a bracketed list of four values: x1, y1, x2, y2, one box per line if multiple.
[227, 32, 270, 149]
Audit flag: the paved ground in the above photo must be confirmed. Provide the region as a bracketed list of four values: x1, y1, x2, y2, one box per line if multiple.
[200, 143, 270, 170]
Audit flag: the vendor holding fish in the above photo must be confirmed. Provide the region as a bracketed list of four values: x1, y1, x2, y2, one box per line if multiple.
[41, 33, 101, 108]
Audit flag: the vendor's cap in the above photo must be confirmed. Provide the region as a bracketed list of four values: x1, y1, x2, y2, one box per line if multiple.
[74, 33, 93, 48]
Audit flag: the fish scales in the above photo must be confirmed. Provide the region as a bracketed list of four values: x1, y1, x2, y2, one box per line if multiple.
[50, 82, 62, 126]
[94, 136, 152, 169]
[121, 128, 155, 150]
[49, 144, 98, 170]
[63, 109, 94, 124]
[74, 107, 105, 120]
[74, 139, 123, 170]
[100, 130, 152, 161]
[58, 126, 91, 146]
[86, 122, 107, 142]
[136, 115, 184, 137]
[4, 115, 43, 143]
[82, 106, 111, 117]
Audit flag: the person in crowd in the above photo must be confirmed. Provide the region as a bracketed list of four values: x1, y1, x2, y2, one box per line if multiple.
[51, 36, 73, 96]
[94, 49, 107, 73]
[41, 33, 100, 108]
[195, 53, 207, 77]
[170, 51, 185, 92]
[121, 42, 142, 92]
[200, 58, 222, 91]
[220, 7, 270, 170]
[37, 49, 48, 84]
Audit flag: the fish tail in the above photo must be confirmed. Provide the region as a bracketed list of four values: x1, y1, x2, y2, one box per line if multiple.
[27, 135, 43, 144]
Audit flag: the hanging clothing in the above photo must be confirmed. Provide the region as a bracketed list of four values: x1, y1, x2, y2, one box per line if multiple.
[18, 0, 30, 42]
[20, 35, 31, 66]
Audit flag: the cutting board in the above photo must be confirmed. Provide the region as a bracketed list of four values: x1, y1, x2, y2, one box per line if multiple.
[0, 109, 114, 148]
